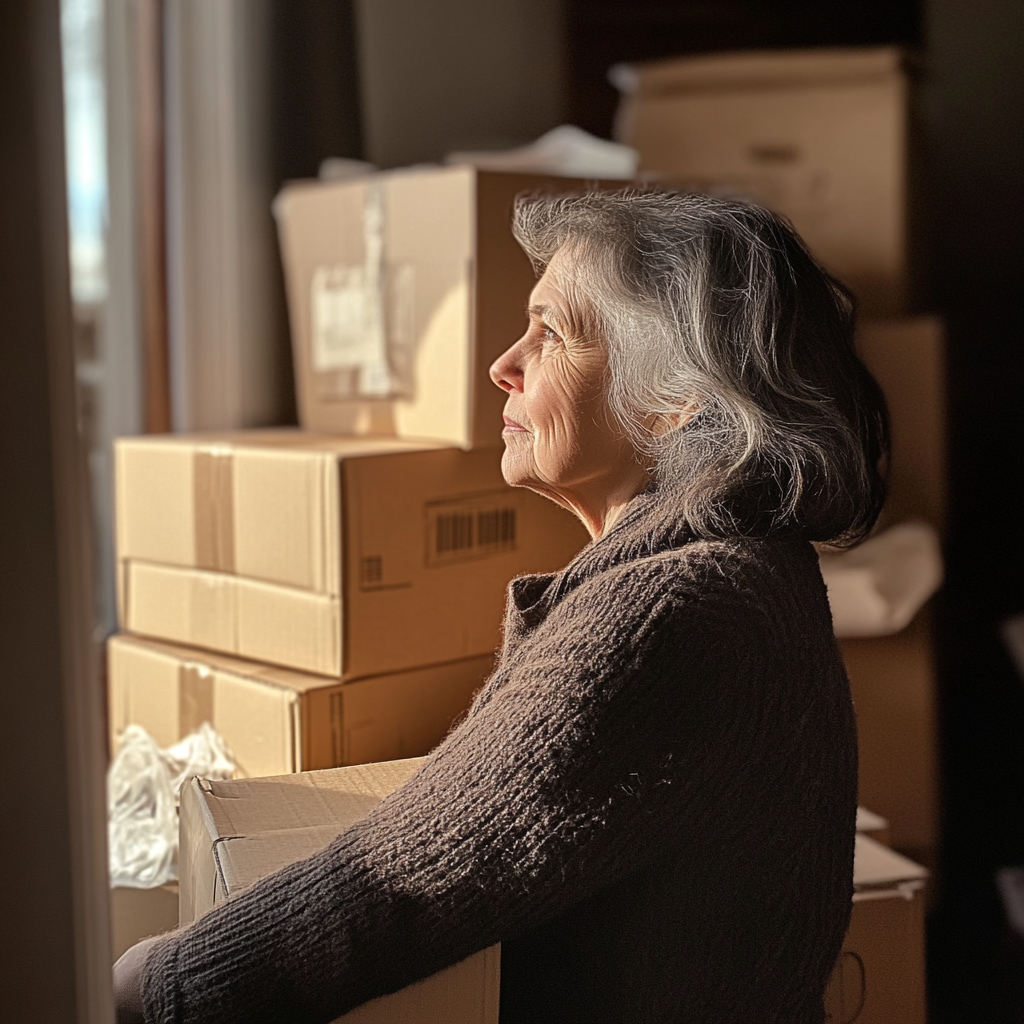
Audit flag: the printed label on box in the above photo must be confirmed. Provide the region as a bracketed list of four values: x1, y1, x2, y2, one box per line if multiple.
[424, 491, 521, 567]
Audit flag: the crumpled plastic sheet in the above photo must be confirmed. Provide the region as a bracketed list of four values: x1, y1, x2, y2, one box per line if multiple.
[108, 722, 235, 889]
[818, 521, 944, 638]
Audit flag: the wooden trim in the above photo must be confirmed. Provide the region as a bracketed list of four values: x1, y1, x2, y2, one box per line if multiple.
[133, 0, 171, 433]
[0, 1, 113, 1018]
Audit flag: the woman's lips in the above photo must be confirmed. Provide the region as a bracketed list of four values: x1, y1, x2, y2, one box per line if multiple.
[502, 415, 529, 433]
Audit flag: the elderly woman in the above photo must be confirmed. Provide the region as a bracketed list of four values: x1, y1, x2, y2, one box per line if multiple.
[116, 190, 887, 1023]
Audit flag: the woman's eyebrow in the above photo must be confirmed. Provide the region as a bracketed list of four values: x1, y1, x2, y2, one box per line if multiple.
[526, 303, 554, 320]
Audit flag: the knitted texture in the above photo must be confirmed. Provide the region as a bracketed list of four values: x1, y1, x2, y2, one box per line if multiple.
[142, 488, 857, 1024]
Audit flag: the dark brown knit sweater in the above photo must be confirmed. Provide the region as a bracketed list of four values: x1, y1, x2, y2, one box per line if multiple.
[142, 487, 857, 1024]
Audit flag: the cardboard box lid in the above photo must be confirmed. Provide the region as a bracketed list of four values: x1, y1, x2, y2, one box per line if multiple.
[620, 46, 906, 97]
[195, 759, 424, 840]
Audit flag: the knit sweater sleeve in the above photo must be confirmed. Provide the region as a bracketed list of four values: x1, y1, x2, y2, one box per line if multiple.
[141, 547, 805, 1024]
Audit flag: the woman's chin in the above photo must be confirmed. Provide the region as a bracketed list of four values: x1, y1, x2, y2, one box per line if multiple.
[500, 445, 545, 492]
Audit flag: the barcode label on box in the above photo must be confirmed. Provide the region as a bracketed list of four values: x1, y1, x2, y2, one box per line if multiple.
[425, 492, 521, 567]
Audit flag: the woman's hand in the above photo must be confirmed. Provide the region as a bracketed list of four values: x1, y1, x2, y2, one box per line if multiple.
[113, 934, 161, 1024]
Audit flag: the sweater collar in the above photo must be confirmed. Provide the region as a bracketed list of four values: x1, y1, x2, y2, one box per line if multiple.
[504, 484, 694, 638]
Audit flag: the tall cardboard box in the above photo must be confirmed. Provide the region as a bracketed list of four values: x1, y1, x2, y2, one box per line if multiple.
[825, 835, 928, 1024]
[616, 47, 918, 316]
[179, 758, 499, 1024]
[844, 315, 945, 870]
[274, 166, 619, 447]
[856, 315, 946, 531]
[840, 611, 939, 870]
[108, 634, 493, 778]
[115, 431, 589, 677]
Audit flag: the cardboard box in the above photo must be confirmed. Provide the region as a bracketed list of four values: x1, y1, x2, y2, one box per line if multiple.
[108, 633, 493, 778]
[274, 166, 618, 447]
[841, 316, 944, 870]
[857, 315, 946, 531]
[179, 758, 499, 1024]
[825, 835, 928, 1024]
[616, 47, 917, 316]
[840, 610, 939, 871]
[110, 883, 180, 962]
[115, 431, 589, 676]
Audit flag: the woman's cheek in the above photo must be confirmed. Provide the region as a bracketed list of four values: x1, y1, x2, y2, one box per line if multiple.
[529, 374, 579, 470]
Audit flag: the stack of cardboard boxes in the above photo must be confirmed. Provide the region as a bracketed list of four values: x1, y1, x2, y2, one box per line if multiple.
[616, 45, 939, 1023]
[107, 170, 595, 964]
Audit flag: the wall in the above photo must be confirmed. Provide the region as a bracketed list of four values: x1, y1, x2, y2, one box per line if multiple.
[355, 0, 565, 168]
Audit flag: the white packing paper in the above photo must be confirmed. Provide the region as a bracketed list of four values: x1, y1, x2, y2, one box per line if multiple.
[446, 125, 638, 180]
[108, 723, 236, 889]
[819, 521, 943, 638]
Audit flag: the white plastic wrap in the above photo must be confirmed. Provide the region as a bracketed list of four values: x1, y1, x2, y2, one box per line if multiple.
[819, 521, 943, 638]
[108, 723, 235, 888]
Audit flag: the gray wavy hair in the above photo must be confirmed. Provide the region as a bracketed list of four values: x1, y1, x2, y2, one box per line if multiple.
[512, 189, 888, 546]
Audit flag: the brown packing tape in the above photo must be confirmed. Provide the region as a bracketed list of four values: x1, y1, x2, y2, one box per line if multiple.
[193, 445, 235, 573]
[179, 661, 215, 735]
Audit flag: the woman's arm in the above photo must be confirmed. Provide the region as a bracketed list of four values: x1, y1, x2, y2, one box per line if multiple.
[139, 557, 766, 1024]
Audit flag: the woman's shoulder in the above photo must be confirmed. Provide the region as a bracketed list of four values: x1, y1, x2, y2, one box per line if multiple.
[604, 530, 820, 593]
[559, 530, 829, 638]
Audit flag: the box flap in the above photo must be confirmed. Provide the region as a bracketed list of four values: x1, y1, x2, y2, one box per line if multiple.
[122, 560, 343, 677]
[853, 834, 928, 891]
[179, 776, 224, 925]
[181, 759, 424, 924]
[628, 46, 905, 97]
[110, 633, 336, 696]
[215, 824, 350, 897]
[196, 759, 424, 841]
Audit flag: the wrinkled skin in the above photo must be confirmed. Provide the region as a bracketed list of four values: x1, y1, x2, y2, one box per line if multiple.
[489, 248, 650, 539]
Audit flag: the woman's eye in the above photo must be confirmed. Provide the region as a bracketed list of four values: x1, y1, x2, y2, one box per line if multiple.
[542, 326, 561, 343]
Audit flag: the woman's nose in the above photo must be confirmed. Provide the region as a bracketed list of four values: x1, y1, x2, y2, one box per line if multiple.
[489, 339, 525, 393]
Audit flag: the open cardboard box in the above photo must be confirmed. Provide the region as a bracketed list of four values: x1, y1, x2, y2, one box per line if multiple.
[115, 431, 588, 677]
[825, 834, 928, 1024]
[274, 166, 622, 447]
[178, 759, 921, 1024]
[616, 47, 920, 317]
[180, 758, 499, 1024]
[108, 634, 493, 778]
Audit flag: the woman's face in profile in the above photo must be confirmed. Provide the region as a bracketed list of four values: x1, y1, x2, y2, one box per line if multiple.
[489, 249, 645, 525]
